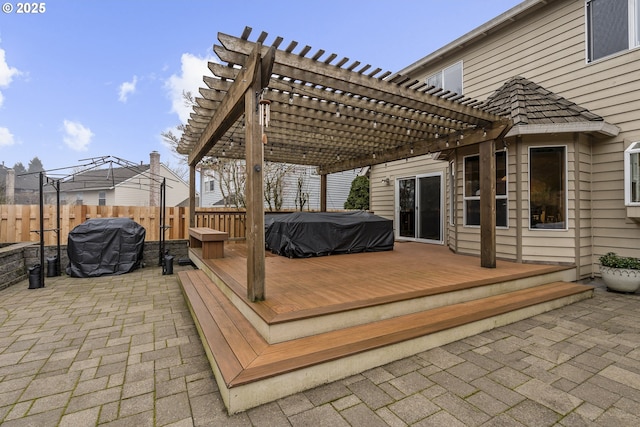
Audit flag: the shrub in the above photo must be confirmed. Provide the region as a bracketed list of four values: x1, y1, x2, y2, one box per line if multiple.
[599, 252, 640, 269]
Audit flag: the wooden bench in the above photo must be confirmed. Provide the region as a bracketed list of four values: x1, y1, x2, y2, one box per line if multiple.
[189, 227, 228, 259]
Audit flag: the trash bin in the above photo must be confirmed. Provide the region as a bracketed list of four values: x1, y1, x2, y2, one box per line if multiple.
[46, 256, 59, 277]
[28, 264, 42, 289]
[163, 254, 174, 275]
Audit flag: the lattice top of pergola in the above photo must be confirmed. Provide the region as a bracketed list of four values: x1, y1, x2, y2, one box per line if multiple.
[177, 27, 511, 174]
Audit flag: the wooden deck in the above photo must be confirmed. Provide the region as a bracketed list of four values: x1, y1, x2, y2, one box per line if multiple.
[178, 242, 594, 413]
[191, 241, 575, 323]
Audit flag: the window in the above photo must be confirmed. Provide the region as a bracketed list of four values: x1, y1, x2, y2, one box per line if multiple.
[98, 191, 106, 206]
[587, 0, 640, 62]
[624, 142, 640, 205]
[529, 147, 566, 230]
[426, 61, 463, 95]
[76, 192, 83, 206]
[207, 180, 216, 192]
[463, 151, 507, 227]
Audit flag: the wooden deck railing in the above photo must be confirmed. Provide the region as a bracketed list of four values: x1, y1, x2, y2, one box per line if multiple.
[195, 208, 247, 240]
[0, 205, 253, 245]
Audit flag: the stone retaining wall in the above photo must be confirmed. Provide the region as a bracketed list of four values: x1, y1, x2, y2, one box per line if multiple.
[0, 240, 189, 291]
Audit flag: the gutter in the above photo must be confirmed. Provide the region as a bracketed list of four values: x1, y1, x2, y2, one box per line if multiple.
[505, 122, 621, 138]
[398, 0, 548, 77]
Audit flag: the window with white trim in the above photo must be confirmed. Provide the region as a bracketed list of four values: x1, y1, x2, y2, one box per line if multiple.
[586, 0, 640, 62]
[426, 61, 463, 95]
[98, 191, 106, 206]
[463, 151, 507, 227]
[529, 146, 567, 230]
[624, 142, 640, 205]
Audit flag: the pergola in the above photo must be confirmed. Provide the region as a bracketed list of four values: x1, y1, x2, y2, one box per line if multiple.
[177, 27, 512, 301]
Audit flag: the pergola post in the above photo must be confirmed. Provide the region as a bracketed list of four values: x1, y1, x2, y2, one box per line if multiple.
[189, 164, 196, 227]
[245, 60, 266, 302]
[480, 139, 496, 268]
[320, 174, 327, 212]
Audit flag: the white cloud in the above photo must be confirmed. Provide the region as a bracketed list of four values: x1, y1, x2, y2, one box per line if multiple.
[62, 120, 93, 151]
[0, 47, 21, 108]
[118, 75, 138, 103]
[0, 126, 15, 147]
[165, 53, 216, 123]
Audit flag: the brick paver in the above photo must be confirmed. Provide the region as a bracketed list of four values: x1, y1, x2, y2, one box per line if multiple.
[1, 266, 639, 426]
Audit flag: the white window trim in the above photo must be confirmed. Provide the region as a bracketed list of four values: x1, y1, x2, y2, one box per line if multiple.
[585, 0, 640, 64]
[528, 145, 569, 231]
[462, 151, 508, 229]
[624, 141, 640, 205]
[426, 61, 464, 95]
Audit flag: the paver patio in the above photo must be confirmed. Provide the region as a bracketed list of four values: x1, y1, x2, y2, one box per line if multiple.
[1, 265, 639, 426]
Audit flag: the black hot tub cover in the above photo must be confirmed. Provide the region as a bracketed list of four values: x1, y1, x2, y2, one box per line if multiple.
[66, 218, 146, 278]
[265, 211, 394, 258]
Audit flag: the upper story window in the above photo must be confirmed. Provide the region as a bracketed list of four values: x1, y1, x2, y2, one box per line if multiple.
[426, 61, 463, 95]
[624, 142, 640, 205]
[587, 0, 640, 62]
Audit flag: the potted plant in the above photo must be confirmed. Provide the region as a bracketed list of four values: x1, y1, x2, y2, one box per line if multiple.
[599, 252, 640, 293]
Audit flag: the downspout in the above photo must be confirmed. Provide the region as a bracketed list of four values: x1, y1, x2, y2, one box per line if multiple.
[573, 133, 582, 278]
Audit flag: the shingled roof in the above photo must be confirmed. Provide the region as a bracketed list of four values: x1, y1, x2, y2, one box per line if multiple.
[482, 76, 618, 138]
[51, 164, 150, 192]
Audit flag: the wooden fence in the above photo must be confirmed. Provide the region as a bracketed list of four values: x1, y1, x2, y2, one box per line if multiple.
[0, 205, 249, 245]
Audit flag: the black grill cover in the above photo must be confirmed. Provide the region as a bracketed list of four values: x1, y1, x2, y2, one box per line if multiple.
[66, 218, 145, 278]
[265, 211, 394, 258]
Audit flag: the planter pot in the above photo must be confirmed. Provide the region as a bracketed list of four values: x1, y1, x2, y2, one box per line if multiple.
[600, 266, 640, 293]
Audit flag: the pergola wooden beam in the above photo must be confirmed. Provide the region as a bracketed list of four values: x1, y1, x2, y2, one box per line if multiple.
[188, 45, 261, 167]
[177, 27, 513, 277]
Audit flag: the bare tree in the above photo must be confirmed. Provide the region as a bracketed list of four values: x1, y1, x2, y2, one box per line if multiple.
[263, 162, 293, 211]
[295, 173, 309, 211]
[161, 91, 195, 179]
[203, 158, 246, 209]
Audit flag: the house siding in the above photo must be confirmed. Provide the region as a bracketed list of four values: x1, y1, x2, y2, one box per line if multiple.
[371, 0, 640, 274]
[116, 165, 188, 207]
[370, 155, 449, 239]
[201, 165, 358, 211]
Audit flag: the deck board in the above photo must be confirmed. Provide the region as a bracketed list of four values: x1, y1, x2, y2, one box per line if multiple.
[198, 242, 573, 324]
[179, 269, 592, 387]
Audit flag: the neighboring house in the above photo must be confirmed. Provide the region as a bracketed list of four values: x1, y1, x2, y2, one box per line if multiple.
[45, 152, 191, 207]
[369, 0, 639, 279]
[200, 162, 361, 210]
[0, 163, 41, 204]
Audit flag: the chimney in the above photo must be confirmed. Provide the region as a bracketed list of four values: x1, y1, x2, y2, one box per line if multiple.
[149, 151, 160, 207]
[6, 169, 15, 204]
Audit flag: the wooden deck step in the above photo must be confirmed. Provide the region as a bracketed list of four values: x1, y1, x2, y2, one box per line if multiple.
[179, 269, 593, 392]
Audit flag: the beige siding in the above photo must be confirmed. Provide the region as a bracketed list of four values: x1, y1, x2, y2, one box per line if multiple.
[115, 165, 189, 207]
[370, 154, 449, 239]
[388, 0, 640, 271]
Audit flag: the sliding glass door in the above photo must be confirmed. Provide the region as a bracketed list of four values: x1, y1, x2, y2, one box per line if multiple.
[397, 173, 443, 244]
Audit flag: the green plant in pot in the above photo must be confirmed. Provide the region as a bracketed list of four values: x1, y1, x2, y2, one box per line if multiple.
[599, 252, 640, 293]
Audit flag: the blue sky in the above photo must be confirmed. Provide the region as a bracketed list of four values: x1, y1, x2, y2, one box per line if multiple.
[0, 0, 522, 176]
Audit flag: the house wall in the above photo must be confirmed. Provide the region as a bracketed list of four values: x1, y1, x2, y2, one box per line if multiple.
[116, 165, 188, 207]
[370, 154, 449, 239]
[372, 0, 640, 275]
[200, 165, 359, 211]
